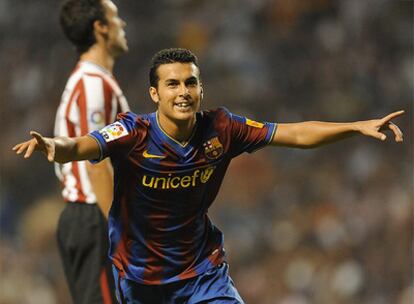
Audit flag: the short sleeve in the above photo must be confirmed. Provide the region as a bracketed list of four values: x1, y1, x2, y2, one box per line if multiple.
[223, 108, 277, 157]
[88, 112, 139, 163]
[78, 75, 115, 134]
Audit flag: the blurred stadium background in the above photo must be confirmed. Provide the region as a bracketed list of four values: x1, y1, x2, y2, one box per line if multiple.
[0, 0, 413, 303]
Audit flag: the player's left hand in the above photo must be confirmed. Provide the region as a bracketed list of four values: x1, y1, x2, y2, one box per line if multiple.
[356, 110, 404, 142]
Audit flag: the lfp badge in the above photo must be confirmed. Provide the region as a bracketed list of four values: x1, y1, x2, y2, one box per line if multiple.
[203, 137, 223, 160]
[99, 122, 128, 142]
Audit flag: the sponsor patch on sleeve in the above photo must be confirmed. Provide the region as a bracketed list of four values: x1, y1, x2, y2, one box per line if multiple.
[246, 118, 264, 128]
[99, 122, 128, 142]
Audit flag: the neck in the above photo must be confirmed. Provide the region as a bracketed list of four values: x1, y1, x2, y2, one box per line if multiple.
[80, 44, 115, 72]
[157, 112, 196, 145]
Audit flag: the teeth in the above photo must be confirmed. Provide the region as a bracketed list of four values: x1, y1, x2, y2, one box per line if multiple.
[176, 103, 190, 108]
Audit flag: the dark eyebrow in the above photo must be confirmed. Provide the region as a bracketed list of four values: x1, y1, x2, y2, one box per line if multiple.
[185, 76, 198, 83]
[165, 79, 179, 84]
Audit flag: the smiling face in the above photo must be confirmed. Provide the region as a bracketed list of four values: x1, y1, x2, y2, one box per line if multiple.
[149, 62, 203, 126]
[102, 0, 128, 56]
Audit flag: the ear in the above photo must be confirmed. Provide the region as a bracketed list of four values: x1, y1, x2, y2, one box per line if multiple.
[93, 19, 109, 37]
[200, 85, 204, 101]
[149, 86, 159, 104]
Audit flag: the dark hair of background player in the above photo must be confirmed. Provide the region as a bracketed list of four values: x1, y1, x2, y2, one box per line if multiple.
[59, 0, 107, 54]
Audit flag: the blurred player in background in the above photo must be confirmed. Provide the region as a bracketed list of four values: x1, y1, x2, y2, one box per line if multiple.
[13, 48, 404, 303]
[54, 0, 129, 302]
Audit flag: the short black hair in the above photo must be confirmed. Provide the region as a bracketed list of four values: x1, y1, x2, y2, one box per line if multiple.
[149, 48, 200, 88]
[59, 0, 107, 54]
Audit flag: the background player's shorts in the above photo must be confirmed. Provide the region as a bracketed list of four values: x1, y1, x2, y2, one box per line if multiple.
[113, 262, 245, 303]
[57, 202, 116, 304]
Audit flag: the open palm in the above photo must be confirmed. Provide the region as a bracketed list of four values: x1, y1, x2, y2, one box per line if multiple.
[12, 131, 56, 162]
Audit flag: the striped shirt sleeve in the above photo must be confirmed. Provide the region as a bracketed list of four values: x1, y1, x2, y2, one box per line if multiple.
[77, 74, 116, 135]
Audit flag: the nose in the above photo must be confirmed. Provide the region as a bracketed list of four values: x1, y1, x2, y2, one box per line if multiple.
[179, 84, 189, 96]
[121, 19, 126, 28]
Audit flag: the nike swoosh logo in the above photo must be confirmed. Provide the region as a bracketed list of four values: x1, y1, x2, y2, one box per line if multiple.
[143, 150, 166, 159]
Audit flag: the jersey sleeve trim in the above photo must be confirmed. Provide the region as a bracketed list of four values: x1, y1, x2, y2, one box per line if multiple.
[265, 122, 277, 144]
[87, 132, 106, 163]
[248, 122, 277, 154]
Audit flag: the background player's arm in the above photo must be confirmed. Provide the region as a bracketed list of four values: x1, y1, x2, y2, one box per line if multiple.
[86, 159, 113, 218]
[271, 110, 404, 148]
[13, 131, 100, 163]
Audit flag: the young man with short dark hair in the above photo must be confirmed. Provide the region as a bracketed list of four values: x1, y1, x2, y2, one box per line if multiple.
[14, 48, 404, 303]
[54, 0, 129, 302]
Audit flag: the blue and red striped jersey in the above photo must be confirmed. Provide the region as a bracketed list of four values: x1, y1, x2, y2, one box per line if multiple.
[89, 107, 276, 285]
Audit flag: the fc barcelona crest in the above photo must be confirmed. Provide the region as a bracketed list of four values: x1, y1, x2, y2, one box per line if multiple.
[203, 137, 223, 160]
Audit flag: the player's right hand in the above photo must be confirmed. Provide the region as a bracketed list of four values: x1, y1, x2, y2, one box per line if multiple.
[12, 131, 56, 162]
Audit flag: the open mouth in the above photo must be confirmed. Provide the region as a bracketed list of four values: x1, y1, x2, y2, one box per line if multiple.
[174, 101, 192, 111]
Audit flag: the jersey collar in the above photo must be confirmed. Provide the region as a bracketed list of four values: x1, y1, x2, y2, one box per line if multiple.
[149, 112, 199, 157]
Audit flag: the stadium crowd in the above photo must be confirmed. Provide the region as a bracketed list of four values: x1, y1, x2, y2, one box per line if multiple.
[1, 0, 412, 303]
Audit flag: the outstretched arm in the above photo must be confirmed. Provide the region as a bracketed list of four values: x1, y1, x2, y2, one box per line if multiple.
[13, 131, 100, 163]
[272, 110, 404, 148]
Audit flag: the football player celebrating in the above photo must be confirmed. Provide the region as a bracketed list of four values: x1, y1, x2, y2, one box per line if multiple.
[14, 48, 404, 303]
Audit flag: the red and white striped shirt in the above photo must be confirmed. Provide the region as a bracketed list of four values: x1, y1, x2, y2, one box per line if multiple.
[54, 61, 130, 204]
